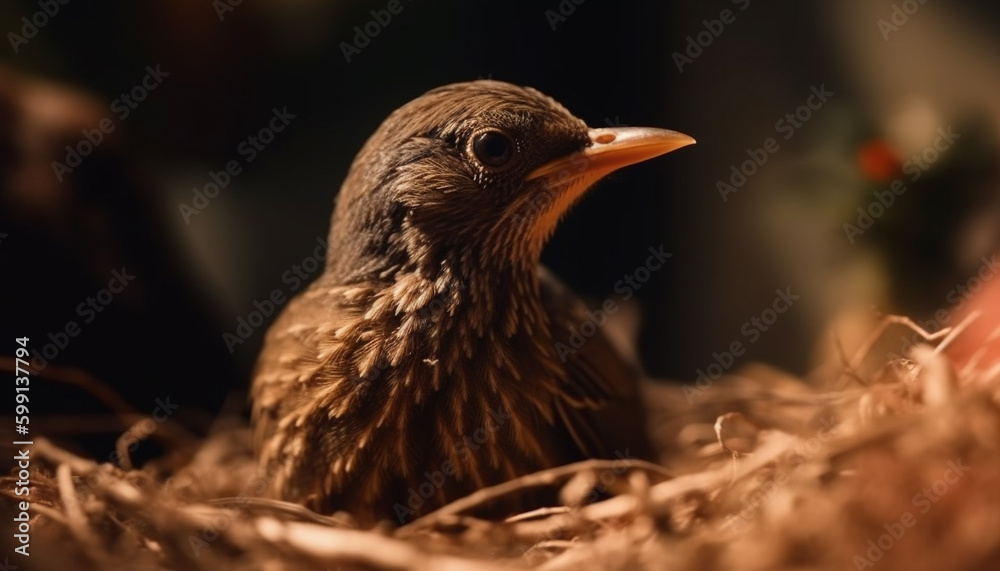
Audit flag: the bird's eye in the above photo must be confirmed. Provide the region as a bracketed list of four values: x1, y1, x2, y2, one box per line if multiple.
[472, 130, 514, 168]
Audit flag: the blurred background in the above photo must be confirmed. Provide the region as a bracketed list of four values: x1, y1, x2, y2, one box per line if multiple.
[2, 0, 999, 457]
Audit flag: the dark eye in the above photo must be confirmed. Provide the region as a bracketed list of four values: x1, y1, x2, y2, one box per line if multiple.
[472, 131, 514, 168]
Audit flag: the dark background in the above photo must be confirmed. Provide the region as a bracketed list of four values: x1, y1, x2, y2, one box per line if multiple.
[2, 0, 999, 455]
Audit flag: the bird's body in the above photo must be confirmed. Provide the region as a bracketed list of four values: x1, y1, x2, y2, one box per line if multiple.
[251, 81, 693, 525]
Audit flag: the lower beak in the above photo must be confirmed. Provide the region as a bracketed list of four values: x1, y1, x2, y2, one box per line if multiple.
[527, 127, 695, 183]
[515, 126, 694, 249]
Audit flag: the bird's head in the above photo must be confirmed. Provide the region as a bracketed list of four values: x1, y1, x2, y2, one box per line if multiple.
[326, 80, 694, 283]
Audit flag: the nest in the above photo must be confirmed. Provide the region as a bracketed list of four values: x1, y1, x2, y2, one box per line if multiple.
[5, 313, 1000, 571]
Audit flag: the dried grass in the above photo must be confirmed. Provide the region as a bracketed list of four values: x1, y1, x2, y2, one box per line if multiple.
[5, 313, 1000, 571]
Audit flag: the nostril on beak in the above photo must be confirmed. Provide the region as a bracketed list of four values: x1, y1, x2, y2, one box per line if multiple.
[594, 132, 616, 144]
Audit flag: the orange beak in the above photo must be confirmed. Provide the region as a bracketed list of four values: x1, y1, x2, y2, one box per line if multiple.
[527, 127, 695, 183]
[520, 127, 694, 244]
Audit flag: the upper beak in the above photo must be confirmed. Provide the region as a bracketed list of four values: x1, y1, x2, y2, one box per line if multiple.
[527, 127, 695, 182]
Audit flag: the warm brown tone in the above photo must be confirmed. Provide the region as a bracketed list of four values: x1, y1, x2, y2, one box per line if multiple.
[250, 80, 694, 524]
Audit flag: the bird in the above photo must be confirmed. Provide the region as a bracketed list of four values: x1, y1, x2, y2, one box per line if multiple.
[251, 80, 694, 525]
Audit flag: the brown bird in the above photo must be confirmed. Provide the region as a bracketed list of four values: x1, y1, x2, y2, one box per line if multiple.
[251, 80, 694, 525]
